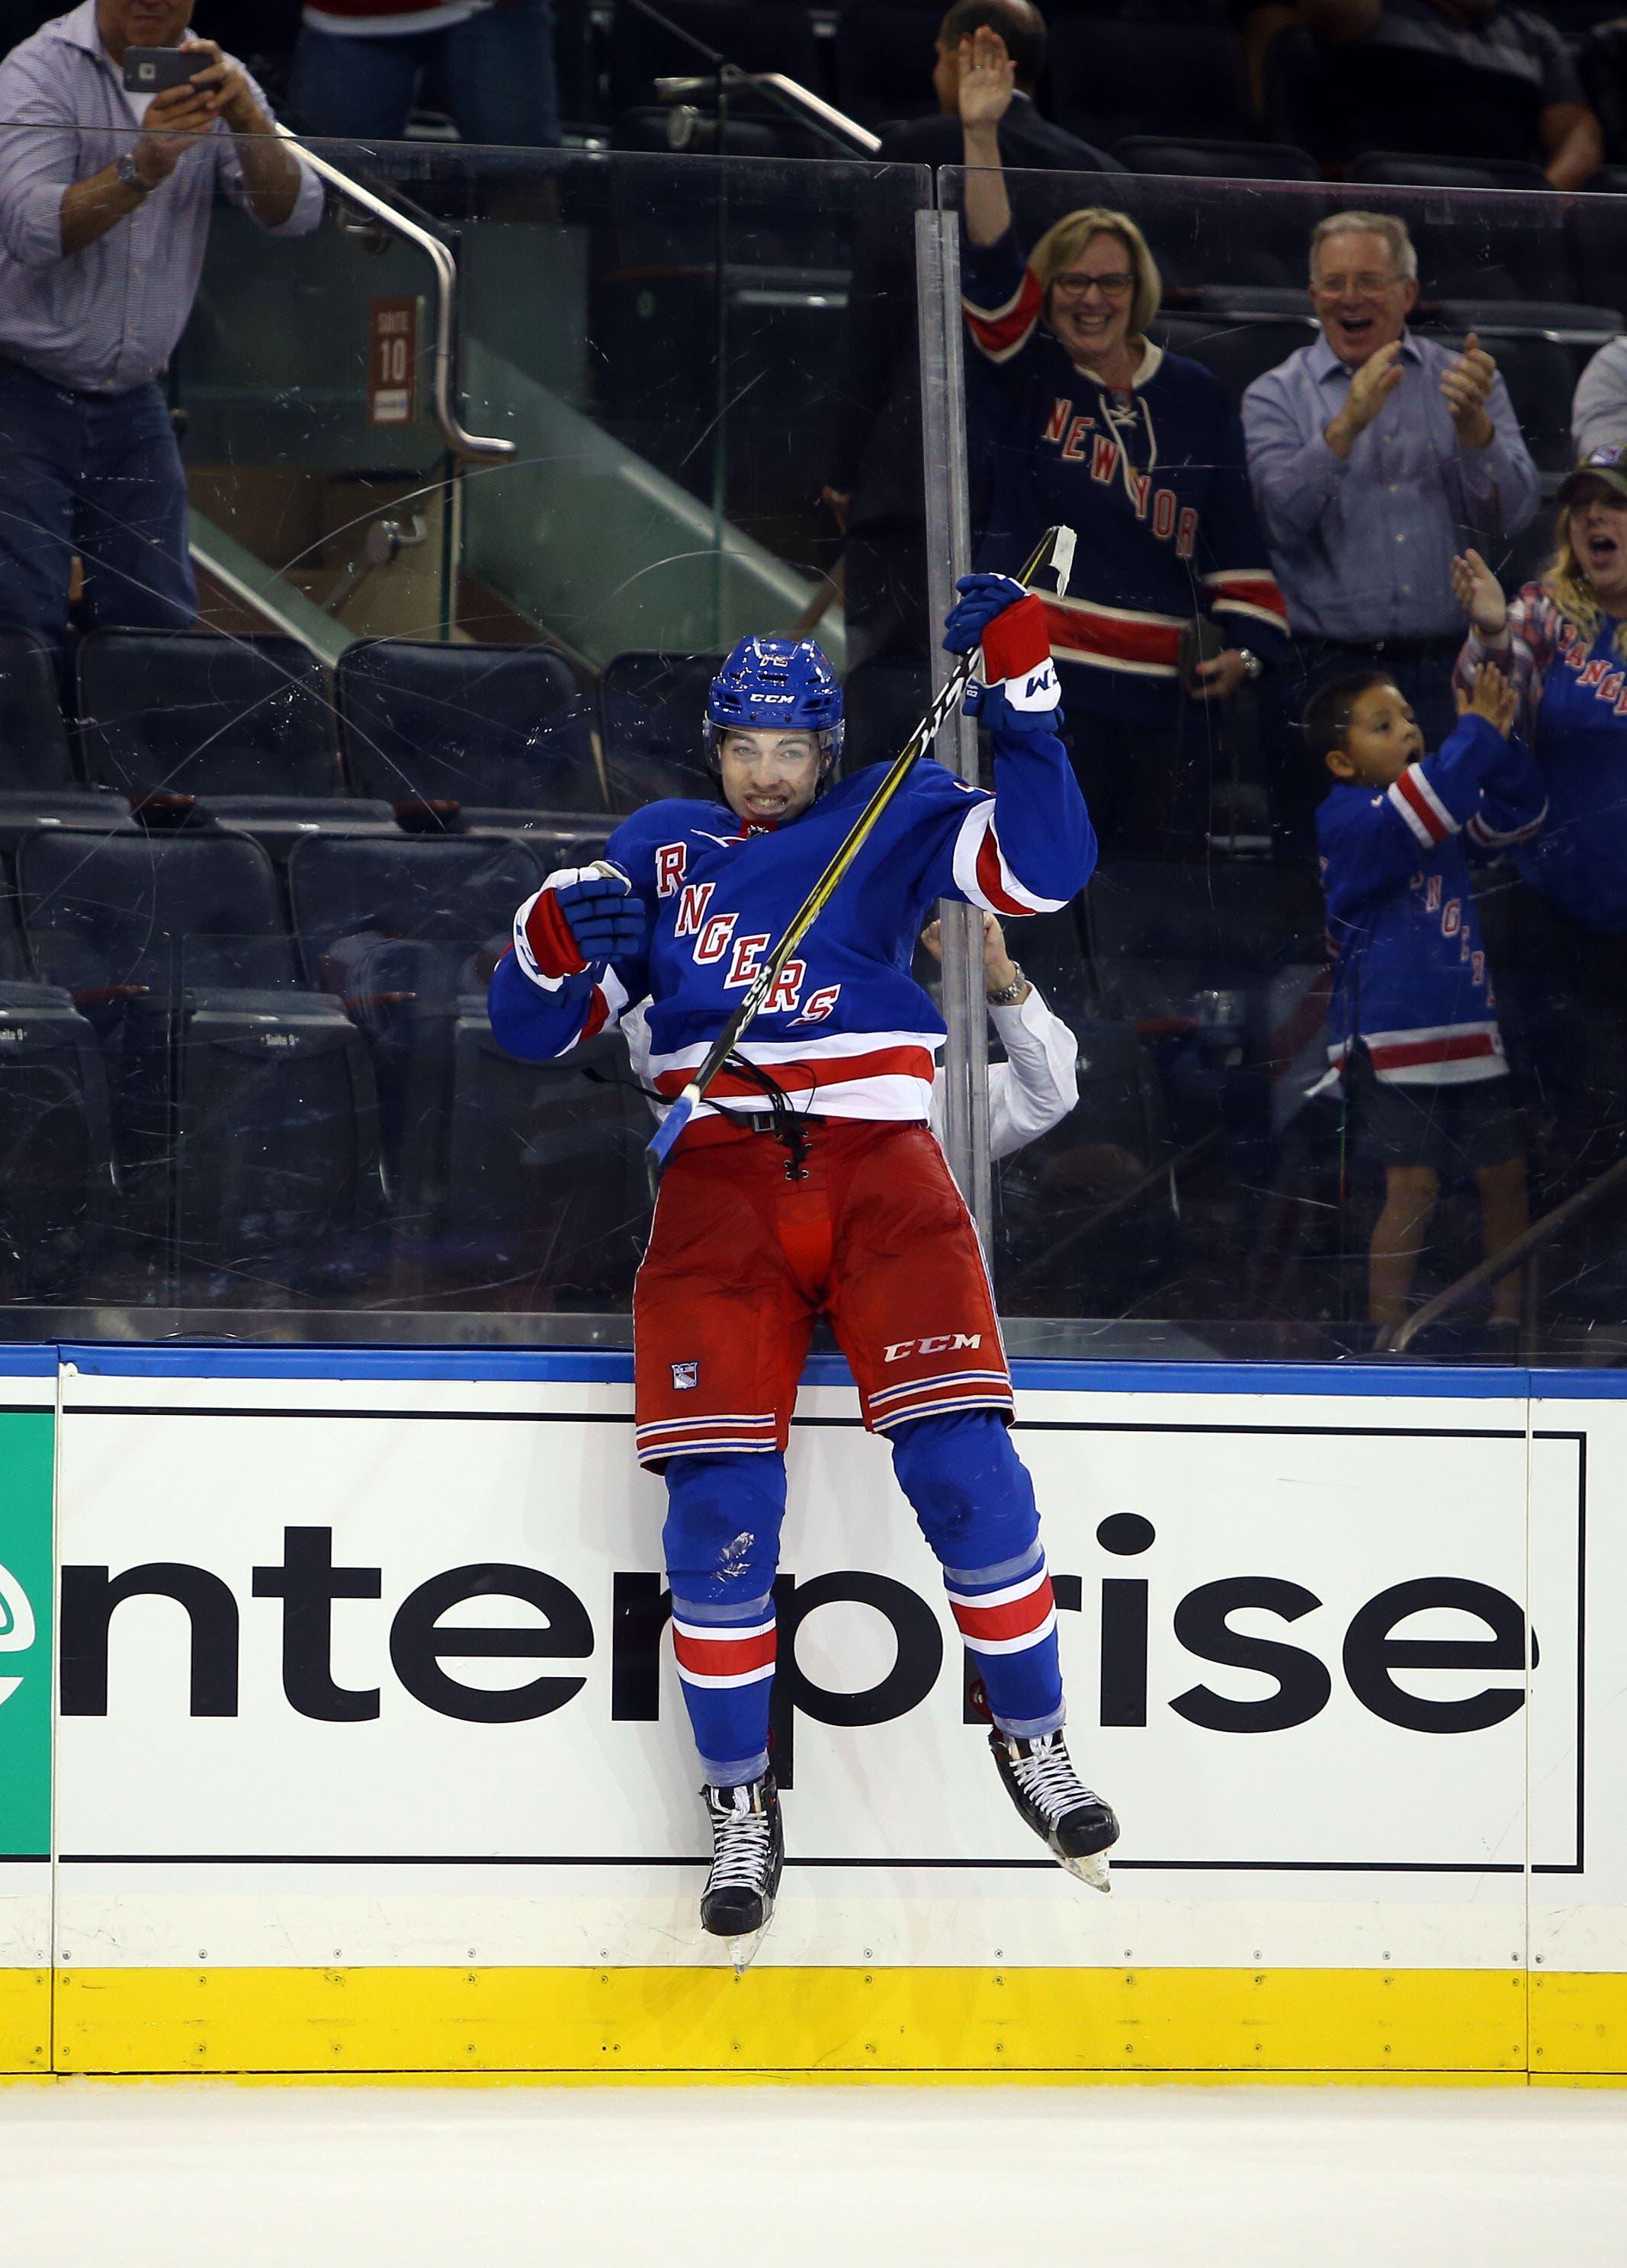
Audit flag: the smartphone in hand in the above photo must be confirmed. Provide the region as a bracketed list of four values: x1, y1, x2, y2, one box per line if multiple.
[122, 46, 201, 94]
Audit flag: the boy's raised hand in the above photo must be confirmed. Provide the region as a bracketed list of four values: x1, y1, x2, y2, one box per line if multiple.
[1455, 662, 1518, 739]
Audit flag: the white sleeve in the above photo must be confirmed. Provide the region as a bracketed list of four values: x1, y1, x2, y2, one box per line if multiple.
[986, 985, 1079, 1160]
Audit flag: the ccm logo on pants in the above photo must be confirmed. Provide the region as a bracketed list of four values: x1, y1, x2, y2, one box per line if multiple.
[884, 1333, 983, 1362]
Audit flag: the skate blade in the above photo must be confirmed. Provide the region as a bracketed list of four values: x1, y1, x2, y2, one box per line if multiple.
[725, 1923, 770, 1976]
[1061, 1849, 1111, 1894]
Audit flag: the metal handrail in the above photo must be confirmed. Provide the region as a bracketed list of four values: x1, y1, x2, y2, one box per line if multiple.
[656, 67, 881, 156]
[276, 126, 516, 462]
[1392, 1146, 1627, 1353]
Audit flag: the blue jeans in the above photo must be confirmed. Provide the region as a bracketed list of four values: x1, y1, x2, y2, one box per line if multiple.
[288, 1, 560, 146]
[0, 363, 195, 643]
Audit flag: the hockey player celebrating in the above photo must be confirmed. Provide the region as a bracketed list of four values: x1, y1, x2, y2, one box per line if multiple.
[488, 575, 1118, 1948]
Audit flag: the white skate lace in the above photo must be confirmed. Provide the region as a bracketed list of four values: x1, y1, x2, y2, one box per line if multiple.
[1010, 1735, 1102, 1827]
[707, 1790, 772, 1890]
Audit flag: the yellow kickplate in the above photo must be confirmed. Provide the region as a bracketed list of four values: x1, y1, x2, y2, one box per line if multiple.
[1530, 1972, 1627, 2076]
[0, 1971, 50, 2074]
[53, 1966, 1528, 2078]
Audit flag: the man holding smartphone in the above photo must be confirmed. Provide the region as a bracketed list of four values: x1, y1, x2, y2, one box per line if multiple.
[0, 0, 320, 640]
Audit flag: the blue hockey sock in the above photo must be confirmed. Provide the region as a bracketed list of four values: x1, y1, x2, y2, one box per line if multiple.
[891, 1410, 1065, 1738]
[663, 1452, 786, 1785]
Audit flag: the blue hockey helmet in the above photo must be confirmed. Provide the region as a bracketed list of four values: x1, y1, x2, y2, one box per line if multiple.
[704, 637, 843, 772]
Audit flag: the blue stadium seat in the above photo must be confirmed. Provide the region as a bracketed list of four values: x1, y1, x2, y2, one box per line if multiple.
[335, 640, 602, 821]
[1048, 18, 1252, 148]
[446, 1017, 651, 1306]
[0, 627, 81, 795]
[1115, 136, 1319, 182]
[1348, 152, 1552, 194]
[598, 650, 722, 808]
[14, 823, 382, 1292]
[0, 868, 117, 1298]
[1155, 316, 1314, 410]
[287, 829, 547, 1238]
[74, 630, 348, 807]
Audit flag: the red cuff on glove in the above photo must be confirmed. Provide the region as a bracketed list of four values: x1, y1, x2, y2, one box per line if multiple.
[523, 888, 587, 979]
[979, 591, 1051, 685]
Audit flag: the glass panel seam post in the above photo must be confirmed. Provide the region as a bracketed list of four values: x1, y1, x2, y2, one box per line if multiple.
[915, 206, 992, 1248]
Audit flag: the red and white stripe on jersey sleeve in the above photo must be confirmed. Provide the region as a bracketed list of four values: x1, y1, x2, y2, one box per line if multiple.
[1203, 567, 1288, 640]
[635, 1410, 781, 1464]
[865, 1368, 1015, 1433]
[962, 266, 1045, 364]
[1386, 763, 1459, 849]
[945, 1562, 1057, 1655]
[1468, 799, 1548, 849]
[1041, 593, 1183, 678]
[671, 1610, 777, 1689]
[951, 797, 1070, 918]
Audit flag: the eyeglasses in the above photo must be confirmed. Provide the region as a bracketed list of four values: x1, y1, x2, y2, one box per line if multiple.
[1311, 271, 1404, 299]
[1051, 269, 1134, 301]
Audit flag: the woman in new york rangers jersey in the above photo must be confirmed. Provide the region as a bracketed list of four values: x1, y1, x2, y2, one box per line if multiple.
[1453, 453, 1627, 1190]
[488, 579, 1118, 1949]
[952, 26, 1288, 853]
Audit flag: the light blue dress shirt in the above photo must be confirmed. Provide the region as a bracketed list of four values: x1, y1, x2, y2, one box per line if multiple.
[0, 1, 322, 395]
[1242, 328, 1540, 642]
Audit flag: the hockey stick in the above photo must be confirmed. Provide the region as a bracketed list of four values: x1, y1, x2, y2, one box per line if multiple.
[646, 523, 1077, 1172]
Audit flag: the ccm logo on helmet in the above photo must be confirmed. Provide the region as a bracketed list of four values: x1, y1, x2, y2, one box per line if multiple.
[884, 1333, 983, 1362]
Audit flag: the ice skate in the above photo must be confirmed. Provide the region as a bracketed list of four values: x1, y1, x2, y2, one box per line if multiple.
[990, 1728, 1118, 1893]
[700, 1773, 784, 1971]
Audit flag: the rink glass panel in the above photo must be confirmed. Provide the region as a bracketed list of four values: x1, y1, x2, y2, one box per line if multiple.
[946, 165, 1627, 1366]
[0, 132, 1623, 1359]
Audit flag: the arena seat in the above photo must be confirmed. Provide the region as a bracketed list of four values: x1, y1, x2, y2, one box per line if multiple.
[598, 650, 723, 808]
[75, 630, 345, 804]
[0, 870, 117, 1299]
[0, 627, 82, 794]
[287, 829, 546, 1235]
[335, 640, 603, 820]
[15, 823, 382, 1291]
[1155, 316, 1315, 410]
[445, 1020, 652, 1304]
[1349, 152, 1553, 193]
[1048, 19, 1252, 149]
[1115, 136, 1319, 182]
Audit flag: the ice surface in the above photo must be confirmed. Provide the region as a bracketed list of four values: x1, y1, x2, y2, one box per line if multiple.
[2, 2082, 1626, 2267]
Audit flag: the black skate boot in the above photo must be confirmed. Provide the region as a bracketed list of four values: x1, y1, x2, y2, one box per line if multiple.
[989, 1728, 1118, 1893]
[700, 1773, 784, 1968]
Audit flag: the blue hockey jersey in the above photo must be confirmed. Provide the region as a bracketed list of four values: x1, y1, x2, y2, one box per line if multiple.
[1317, 713, 1547, 1087]
[488, 714, 1094, 1127]
[961, 228, 1289, 724]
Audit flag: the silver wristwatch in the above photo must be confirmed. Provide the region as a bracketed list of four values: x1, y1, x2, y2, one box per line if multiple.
[114, 149, 149, 195]
[986, 964, 1027, 1007]
[1237, 648, 1263, 682]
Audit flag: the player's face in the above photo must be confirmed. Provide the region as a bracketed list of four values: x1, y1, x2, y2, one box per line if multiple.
[717, 730, 824, 825]
[1310, 230, 1417, 366]
[1568, 484, 1627, 602]
[1046, 231, 1137, 370]
[1330, 680, 1424, 788]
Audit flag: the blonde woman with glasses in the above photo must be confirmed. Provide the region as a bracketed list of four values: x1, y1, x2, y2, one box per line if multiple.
[955, 24, 1287, 854]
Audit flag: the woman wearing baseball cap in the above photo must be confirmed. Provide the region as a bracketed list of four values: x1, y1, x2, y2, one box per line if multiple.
[1452, 446, 1627, 1196]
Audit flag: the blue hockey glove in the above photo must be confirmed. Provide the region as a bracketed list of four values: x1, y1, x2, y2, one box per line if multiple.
[942, 572, 1030, 656]
[521, 865, 647, 979]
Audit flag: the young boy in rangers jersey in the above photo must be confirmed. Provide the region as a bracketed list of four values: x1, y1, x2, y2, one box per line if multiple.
[488, 574, 1118, 1944]
[1308, 666, 1546, 1341]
